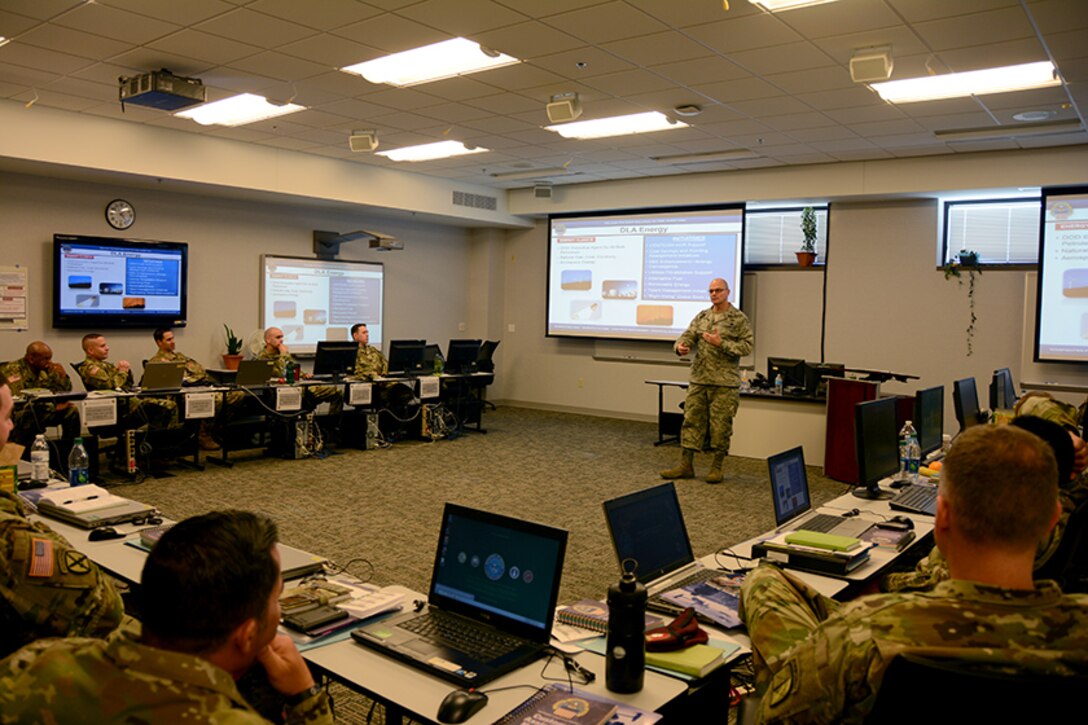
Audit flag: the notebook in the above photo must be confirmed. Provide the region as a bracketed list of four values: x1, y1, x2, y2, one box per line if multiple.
[140, 361, 186, 391]
[603, 482, 723, 619]
[768, 447, 872, 538]
[35, 484, 158, 529]
[235, 359, 276, 387]
[351, 503, 567, 686]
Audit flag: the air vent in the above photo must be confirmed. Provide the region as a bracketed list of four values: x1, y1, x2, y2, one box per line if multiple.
[453, 190, 497, 211]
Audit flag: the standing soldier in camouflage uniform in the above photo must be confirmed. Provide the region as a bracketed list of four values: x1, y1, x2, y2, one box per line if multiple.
[661, 278, 753, 484]
[258, 327, 343, 414]
[0, 510, 333, 724]
[0, 341, 81, 445]
[352, 322, 387, 379]
[740, 425, 1088, 723]
[0, 371, 123, 659]
[77, 333, 177, 429]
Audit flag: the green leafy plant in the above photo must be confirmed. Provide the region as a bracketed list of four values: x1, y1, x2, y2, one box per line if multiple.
[942, 251, 981, 356]
[800, 206, 818, 253]
[223, 324, 243, 355]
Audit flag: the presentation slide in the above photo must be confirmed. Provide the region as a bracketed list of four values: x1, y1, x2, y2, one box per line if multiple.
[546, 206, 744, 341]
[1036, 187, 1088, 363]
[261, 256, 383, 354]
[56, 239, 184, 317]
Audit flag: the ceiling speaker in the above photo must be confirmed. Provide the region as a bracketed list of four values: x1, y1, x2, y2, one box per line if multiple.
[534, 183, 553, 199]
[546, 92, 582, 124]
[850, 48, 894, 84]
[349, 129, 378, 153]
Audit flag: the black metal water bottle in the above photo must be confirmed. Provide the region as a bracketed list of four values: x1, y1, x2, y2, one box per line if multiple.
[606, 564, 647, 693]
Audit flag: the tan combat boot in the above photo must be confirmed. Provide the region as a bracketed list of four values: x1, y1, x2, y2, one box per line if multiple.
[198, 421, 221, 451]
[705, 451, 726, 484]
[660, 448, 695, 479]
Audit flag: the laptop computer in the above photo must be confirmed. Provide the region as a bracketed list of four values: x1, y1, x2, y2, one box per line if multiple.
[768, 447, 872, 538]
[351, 503, 567, 686]
[140, 361, 187, 391]
[235, 359, 275, 387]
[603, 482, 724, 619]
[35, 485, 158, 529]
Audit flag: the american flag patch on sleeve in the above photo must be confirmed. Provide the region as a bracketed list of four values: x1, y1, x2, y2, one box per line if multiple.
[29, 537, 54, 578]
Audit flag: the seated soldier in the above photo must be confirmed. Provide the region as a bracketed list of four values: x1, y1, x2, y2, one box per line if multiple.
[0, 371, 123, 659]
[740, 425, 1088, 723]
[0, 510, 333, 724]
[77, 333, 177, 430]
[352, 323, 387, 379]
[0, 341, 81, 445]
[258, 327, 343, 415]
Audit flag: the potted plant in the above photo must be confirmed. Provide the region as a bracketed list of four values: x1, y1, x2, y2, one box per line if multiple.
[796, 206, 818, 267]
[222, 324, 244, 370]
[942, 250, 981, 356]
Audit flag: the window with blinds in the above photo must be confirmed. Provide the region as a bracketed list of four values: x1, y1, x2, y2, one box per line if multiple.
[744, 207, 828, 266]
[942, 199, 1040, 265]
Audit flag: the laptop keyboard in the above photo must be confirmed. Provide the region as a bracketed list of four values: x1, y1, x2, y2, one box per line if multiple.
[399, 611, 524, 662]
[890, 484, 938, 516]
[795, 513, 848, 533]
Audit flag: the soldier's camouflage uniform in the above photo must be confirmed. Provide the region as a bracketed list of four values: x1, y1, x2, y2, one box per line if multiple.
[150, 348, 246, 414]
[0, 357, 80, 443]
[741, 562, 1088, 723]
[675, 305, 753, 453]
[0, 490, 123, 659]
[354, 344, 388, 379]
[0, 633, 333, 724]
[256, 349, 342, 413]
[883, 394, 1088, 593]
[77, 356, 177, 428]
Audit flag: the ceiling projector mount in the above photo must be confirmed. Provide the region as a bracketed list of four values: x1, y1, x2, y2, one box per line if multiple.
[119, 69, 206, 112]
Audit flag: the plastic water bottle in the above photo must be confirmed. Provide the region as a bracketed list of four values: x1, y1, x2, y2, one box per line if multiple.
[68, 437, 90, 486]
[907, 433, 922, 484]
[740, 370, 751, 392]
[606, 569, 647, 693]
[31, 435, 50, 484]
[774, 373, 784, 396]
[434, 355, 443, 375]
[899, 421, 919, 483]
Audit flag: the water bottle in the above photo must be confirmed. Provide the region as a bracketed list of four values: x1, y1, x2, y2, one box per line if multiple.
[740, 370, 751, 392]
[68, 437, 90, 486]
[31, 435, 50, 484]
[898, 421, 912, 479]
[606, 568, 647, 693]
[774, 374, 784, 396]
[434, 355, 443, 375]
[907, 431, 921, 484]
[941, 433, 952, 456]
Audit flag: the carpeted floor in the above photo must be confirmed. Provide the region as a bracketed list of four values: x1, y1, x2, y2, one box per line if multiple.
[115, 405, 848, 722]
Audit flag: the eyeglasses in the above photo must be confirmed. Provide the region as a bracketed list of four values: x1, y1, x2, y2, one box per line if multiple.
[708, 288, 726, 294]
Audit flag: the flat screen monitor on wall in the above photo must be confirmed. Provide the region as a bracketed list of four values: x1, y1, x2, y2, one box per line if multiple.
[53, 234, 188, 329]
[261, 255, 383, 355]
[1035, 184, 1088, 363]
[546, 204, 744, 342]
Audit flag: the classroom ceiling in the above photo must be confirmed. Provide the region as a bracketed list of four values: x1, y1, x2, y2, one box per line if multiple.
[1, 0, 1085, 191]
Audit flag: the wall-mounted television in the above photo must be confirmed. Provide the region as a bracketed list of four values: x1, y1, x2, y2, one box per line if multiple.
[546, 204, 745, 342]
[53, 234, 188, 329]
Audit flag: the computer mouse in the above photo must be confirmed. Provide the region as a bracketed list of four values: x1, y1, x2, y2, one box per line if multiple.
[876, 516, 915, 531]
[89, 527, 124, 541]
[888, 515, 914, 530]
[437, 689, 488, 724]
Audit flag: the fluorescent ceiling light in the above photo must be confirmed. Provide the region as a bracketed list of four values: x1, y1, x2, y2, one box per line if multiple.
[933, 119, 1083, 142]
[376, 140, 488, 162]
[652, 149, 761, 164]
[491, 167, 571, 181]
[0, 37, 11, 48]
[871, 61, 1059, 104]
[341, 37, 520, 87]
[749, 0, 840, 11]
[545, 112, 687, 140]
[175, 93, 304, 126]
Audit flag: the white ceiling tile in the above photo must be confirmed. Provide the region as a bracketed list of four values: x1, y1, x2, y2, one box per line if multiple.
[281, 34, 382, 69]
[698, 119, 775, 136]
[811, 26, 930, 67]
[582, 68, 674, 96]
[886, 0, 1019, 24]
[726, 95, 815, 118]
[976, 86, 1070, 111]
[362, 87, 443, 111]
[516, 80, 604, 104]
[71, 61, 149, 85]
[464, 92, 540, 115]
[369, 109, 443, 131]
[911, 111, 1000, 130]
[289, 108, 352, 129]
[652, 56, 750, 85]
[935, 37, 1047, 72]
[543, 1, 667, 44]
[228, 51, 331, 82]
[825, 147, 894, 160]
[331, 13, 448, 53]
[470, 62, 563, 91]
[109, 48, 216, 77]
[0, 42, 90, 75]
[822, 103, 908, 124]
[300, 70, 376, 97]
[461, 114, 536, 133]
[729, 41, 836, 76]
[44, 75, 114, 101]
[683, 14, 803, 55]
[761, 111, 837, 131]
[774, 0, 902, 38]
[698, 76, 798, 104]
[396, 0, 529, 36]
[601, 31, 713, 68]
[786, 125, 860, 142]
[625, 0, 760, 28]
[53, 3, 180, 45]
[14, 87, 98, 111]
[763, 67, 855, 95]
[894, 97, 985, 118]
[849, 117, 928, 136]
[415, 76, 502, 102]
[81, 100, 171, 122]
[1, 1, 84, 21]
[195, 8, 318, 48]
[17, 24, 131, 60]
[1057, 57, 1088, 84]
[530, 46, 635, 79]
[416, 101, 494, 123]
[795, 86, 882, 110]
[198, 67, 283, 95]
[1026, 0, 1088, 33]
[912, 7, 1036, 52]
[97, 0, 236, 26]
[474, 21, 585, 60]
[248, 0, 384, 31]
[869, 132, 947, 148]
[148, 30, 262, 67]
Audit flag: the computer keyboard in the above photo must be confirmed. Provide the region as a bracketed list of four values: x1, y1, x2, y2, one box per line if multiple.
[795, 513, 847, 533]
[399, 611, 523, 661]
[889, 484, 938, 516]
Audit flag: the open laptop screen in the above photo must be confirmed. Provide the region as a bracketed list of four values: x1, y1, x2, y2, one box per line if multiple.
[768, 447, 811, 527]
[603, 482, 694, 585]
[430, 504, 567, 641]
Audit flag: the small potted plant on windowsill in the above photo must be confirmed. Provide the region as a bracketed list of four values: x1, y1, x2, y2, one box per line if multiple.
[942, 250, 982, 356]
[222, 324, 244, 370]
[796, 206, 818, 267]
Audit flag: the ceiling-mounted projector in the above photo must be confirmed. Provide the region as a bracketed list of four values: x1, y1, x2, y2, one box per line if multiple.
[119, 69, 206, 111]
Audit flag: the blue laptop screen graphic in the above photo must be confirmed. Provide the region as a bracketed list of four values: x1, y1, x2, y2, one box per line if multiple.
[433, 509, 562, 631]
[770, 448, 811, 526]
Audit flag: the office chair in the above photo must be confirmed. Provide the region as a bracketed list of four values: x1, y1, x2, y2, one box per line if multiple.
[1034, 496, 1088, 594]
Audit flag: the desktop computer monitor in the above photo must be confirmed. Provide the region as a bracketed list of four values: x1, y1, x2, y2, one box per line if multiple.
[953, 377, 982, 432]
[313, 341, 359, 377]
[387, 339, 427, 376]
[422, 343, 443, 369]
[446, 339, 482, 374]
[853, 397, 898, 500]
[913, 385, 944, 457]
[768, 357, 806, 388]
[989, 368, 1018, 410]
[804, 362, 845, 396]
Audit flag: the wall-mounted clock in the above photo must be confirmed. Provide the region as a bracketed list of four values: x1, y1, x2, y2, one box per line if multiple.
[105, 199, 135, 230]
